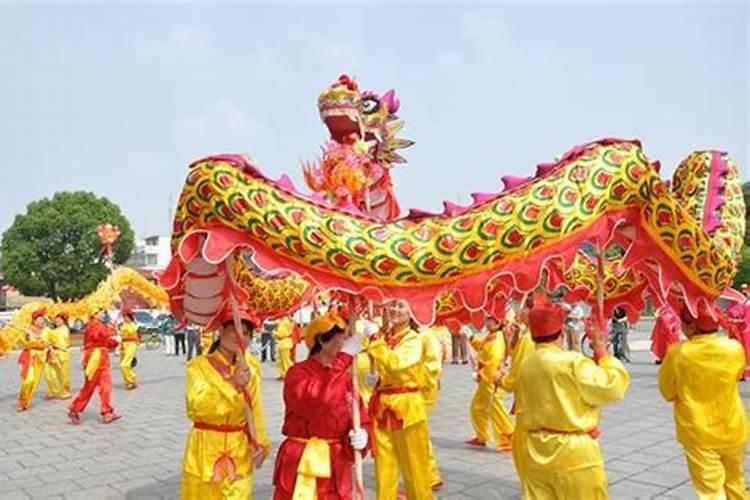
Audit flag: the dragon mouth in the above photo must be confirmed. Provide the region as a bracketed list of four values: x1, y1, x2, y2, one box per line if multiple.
[323, 113, 361, 143]
[319, 100, 362, 143]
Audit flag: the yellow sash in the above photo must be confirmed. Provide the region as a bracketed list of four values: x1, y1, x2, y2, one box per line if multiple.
[290, 436, 336, 500]
[84, 348, 102, 380]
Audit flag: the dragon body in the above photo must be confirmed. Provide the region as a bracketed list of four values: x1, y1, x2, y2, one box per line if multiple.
[0, 267, 168, 354]
[164, 138, 744, 325]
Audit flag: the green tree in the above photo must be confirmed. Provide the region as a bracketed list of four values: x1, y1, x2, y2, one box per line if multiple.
[1, 192, 134, 300]
[735, 248, 750, 288]
[736, 182, 750, 287]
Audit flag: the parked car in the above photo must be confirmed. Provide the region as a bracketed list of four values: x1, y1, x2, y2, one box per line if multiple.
[132, 309, 160, 333]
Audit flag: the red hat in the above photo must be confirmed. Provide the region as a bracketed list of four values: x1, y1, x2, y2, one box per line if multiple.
[680, 302, 718, 333]
[31, 308, 47, 321]
[55, 311, 69, 321]
[218, 304, 260, 330]
[528, 293, 565, 338]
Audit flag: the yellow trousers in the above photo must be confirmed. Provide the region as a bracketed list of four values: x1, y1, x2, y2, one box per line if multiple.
[424, 395, 442, 487]
[18, 358, 45, 409]
[374, 421, 434, 500]
[684, 444, 748, 500]
[470, 381, 514, 446]
[276, 347, 292, 378]
[512, 427, 530, 498]
[45, 351, 71, 399]
[525, 463, 607, 499]
[119, 341, 138, 388]
[181, 471, 253, 500]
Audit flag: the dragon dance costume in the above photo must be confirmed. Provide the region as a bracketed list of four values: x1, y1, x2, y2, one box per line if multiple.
[273, 316, 294, 380]
[17, 309, 51, 411]
[182, 347, 271, 499]
[68, 316, 121, 423]
[515, 297, 629, 499]
[659, 305, 748, 499]
[421, 326, 444, 489]
[43, 314, 72, 399]
[466, 318, 514, 451]
[367, 322, 433, 500]
[273, 312, 370, 499]
[497, 320, 535, 495]
[118, 312, 139, 390]
[157, 73, 747, 500]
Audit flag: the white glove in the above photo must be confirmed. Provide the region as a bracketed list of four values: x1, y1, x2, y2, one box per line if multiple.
[341, 333, 362, 356]
[349, 428, 368, 451]
[364, 372, 380, 389]
[361, 321, 379, 338]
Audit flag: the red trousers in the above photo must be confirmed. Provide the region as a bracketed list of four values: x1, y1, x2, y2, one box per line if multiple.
[69, 369, 115, 415]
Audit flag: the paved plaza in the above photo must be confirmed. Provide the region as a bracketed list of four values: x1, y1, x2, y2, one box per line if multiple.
[0, 328, 748, 500]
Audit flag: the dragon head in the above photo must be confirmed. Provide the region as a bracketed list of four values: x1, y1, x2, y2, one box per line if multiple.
[317, 74, 414, 167]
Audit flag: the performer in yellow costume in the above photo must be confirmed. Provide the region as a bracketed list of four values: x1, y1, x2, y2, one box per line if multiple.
[422, 323, 445, 491]
[367, 299, 433, 500]
[44, 312, 72, 400]
[465, 313, 514, 451]
[495, 313, 536, 496]
[659, 303, 748, 500]
[515, 294, 629, 499]
[200, 328, 215, 355]
[118, 309, 139, 390]
[181, 309, 271, 500]
[17, 309, 51, 411]
[355, 314, 382, 407]
[273, 315, 294, 380]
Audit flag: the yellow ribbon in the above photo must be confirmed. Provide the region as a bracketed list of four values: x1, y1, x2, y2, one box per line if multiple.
[84, 348, 102, 381]
[291, 437, 333, 500]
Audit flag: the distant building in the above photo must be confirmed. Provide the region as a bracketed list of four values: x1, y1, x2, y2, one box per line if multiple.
[126, 235, 171, 273]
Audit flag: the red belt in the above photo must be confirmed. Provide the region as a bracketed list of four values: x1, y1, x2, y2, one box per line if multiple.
[193, 421, 262, 449]
[194, 421, 246, 433]
[531, 427, 601, 439]
[375, 385, 420, 395]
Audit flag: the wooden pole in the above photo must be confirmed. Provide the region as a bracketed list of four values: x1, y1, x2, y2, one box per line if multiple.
[225, 260, 262, 467]
[596, 238, 606, 337]
[347, 295, 365, 499]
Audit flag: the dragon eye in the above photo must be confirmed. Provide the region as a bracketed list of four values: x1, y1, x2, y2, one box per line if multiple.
[361, 97, 380, 114]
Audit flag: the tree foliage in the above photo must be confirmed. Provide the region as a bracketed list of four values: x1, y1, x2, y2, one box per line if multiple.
[733, 182, 750, 288]
[1, 192, 134, 300]
[735, 248, 750, 289]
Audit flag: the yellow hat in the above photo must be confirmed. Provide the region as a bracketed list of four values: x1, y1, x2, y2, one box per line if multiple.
[305, 311, 346, 348]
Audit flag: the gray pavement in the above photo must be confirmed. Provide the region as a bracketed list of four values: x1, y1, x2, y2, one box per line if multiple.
[0, 329, 748, 499]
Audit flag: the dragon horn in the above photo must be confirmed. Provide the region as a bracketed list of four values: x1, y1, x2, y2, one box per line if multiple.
[386, 120, 405, 136]
[389, 138, 415, 151]
[384, 152, 408, 164]
[381, 89, 400, 114]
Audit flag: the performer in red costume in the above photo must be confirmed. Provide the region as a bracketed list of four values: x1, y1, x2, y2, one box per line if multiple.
[650, 306, 681, 364]
[68, 311, 122, 424]
[272, 310, 370, 499]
